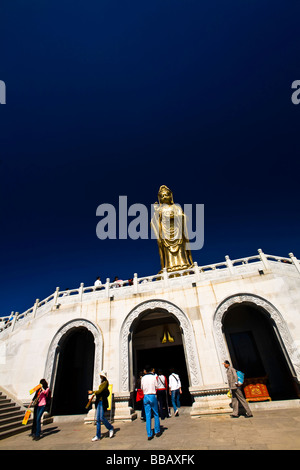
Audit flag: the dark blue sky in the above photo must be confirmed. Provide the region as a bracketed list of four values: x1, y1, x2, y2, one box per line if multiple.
[1, 0, 300, 316]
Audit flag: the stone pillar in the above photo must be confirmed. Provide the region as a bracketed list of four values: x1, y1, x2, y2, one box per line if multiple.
[133, 273, 138, 294]
[53, 287, 60, 305]
[289, 253, 300, 275]
[105, 278, 110, 298]
[163, 268, 169, 288]
[225, 255, 234, 275]
[189, 385, 231, 417]
[258, 248, 271, 271]
[113, 393, 137, 421]
[33, 300, 40, 318]
[193, 262, 201, 281]
[79, 283, 84, 302]
[11, 312, 17, 332]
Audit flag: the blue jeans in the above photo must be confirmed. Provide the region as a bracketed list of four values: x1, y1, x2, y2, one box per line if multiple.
[171, 389, 181, 413]
[35, 405, 45, 437]
[143, 394, 160, 437]
[96, 400, 113, 438]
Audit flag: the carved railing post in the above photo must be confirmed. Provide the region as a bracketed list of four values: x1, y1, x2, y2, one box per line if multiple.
[258, 248, 270, 271]
[133, 273, 138, 294]
[225, 255, 234, 275]
[33, 299, 40, 318]
[53, 287, 60, 305]
[105, 278, 110, 298]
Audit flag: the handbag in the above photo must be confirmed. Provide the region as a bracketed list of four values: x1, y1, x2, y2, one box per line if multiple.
[136, 389, 144, 402]
[32, 390, 41, 407]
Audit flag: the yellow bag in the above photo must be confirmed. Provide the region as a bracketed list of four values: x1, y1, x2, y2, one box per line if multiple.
[227, 390, 232, 398]
[22, 409, 31, 425]
[29, 384, 42, 395]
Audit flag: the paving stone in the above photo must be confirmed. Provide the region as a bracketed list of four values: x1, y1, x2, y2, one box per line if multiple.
[0, 407, 300, 451]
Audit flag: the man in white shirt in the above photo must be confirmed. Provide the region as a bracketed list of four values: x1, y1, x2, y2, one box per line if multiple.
[169, 368, 182, 417]
[94, 277, 102, 290]
[141, 366, 161, 440]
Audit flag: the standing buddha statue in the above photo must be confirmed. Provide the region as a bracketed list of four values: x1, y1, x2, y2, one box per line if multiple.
[151, 185, 193, 273]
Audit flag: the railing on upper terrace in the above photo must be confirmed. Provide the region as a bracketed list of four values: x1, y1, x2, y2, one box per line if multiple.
[1, 249, 300, 334]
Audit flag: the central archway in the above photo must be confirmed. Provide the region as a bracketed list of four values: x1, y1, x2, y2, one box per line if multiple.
[132, 309, 192, 405]
[120, 299, 202, 393]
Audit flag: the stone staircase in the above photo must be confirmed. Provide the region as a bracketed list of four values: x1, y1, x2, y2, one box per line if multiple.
[0, 389, 33, 440]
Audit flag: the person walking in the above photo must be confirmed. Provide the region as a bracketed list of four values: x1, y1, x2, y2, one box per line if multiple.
[89, 371, 114, 441]
[30, 386, 41, 438]
[141, 365, 161, 440]
[169, 368, 182, 417]
[156, 369, 169, 420]
[32, 379, 51, 440]
[223, 360, 253, 418]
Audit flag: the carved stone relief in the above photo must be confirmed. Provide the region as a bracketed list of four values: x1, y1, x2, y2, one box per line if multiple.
[120, 299, 203, 392]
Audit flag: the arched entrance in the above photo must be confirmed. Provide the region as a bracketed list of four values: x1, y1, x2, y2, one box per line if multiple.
[120, 299, 203, 400]
[51, 327, 95, 415]
[132, 309, 192, 405]
[213, 294, 300, 400]
[44, 319, 102, 415]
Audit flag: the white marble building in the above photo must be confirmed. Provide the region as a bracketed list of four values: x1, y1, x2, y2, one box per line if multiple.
[1, 249, 300, 420]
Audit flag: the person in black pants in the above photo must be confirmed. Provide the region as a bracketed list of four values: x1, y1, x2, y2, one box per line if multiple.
[156, 369, 169, 419]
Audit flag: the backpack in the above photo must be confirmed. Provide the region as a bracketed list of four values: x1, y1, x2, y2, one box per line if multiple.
[236, 370, 245, 386]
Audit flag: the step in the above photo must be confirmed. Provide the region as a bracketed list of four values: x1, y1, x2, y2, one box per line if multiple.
[0, 417, 33, 433]
[0, 396, 11, 402]
[0, 409, 24, 420]
[0, 399, 13, 407]
[0, 388, 52, 440]
[0, 424, 32, 440]
[0, 413, 27, 427]
[0, 390, 29, 440]
[0, 404, 21, 413]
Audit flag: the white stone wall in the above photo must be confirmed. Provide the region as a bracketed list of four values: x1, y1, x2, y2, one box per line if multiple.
[1, 250, 300, 417]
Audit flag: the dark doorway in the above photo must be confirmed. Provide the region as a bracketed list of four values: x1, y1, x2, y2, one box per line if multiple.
[131, 309, 193, 407]
[135, 345, 193, 406]
[229, 331, 266, 378]
[52, 328, 95, 415]
[224, 304, 299, 400]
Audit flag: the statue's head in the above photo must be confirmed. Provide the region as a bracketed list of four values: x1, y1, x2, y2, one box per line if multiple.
[158, 185, 174, 204]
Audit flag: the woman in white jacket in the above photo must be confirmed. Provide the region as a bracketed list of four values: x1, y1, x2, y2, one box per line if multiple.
[168, 368, 182, 416]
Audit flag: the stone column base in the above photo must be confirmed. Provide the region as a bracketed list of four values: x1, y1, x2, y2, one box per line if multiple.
[189, 385, 231, 417]
[113, 393, 137, 421]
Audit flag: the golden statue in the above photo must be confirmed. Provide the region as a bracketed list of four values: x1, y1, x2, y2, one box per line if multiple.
[151, 185, 193, 273]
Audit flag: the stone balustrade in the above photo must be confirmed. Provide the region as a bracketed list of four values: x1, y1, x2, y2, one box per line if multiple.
[1, 248, 299, 335]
